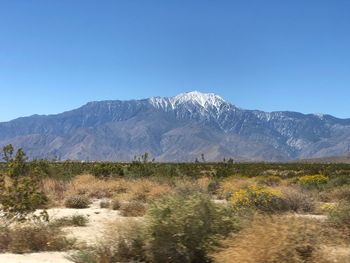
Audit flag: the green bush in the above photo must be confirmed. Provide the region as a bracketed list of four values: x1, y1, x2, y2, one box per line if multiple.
[64, 195, 90, 209]
[91, 163, 124, 178]
[326, 174, 350, 188]
[51, 215, 89, 227]
[145, 193, 239, 263]
[0, 145, 48, 221]
[328, 201, 350, 229]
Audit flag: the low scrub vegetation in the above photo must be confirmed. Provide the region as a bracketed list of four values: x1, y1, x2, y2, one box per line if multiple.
[71, 192, 242, 263]
[212, 216, 334, 263]
[1, 146, 350, 262]
[0, 223, 74, 253]
[327, 201, 350, 230]
[298, 174, 329, 189]
[119, 201, 147, 217]
[64, 195, 90, 209]
[280, 186, 315, 213]
[51, 215, 89, 227]
[230, 185, 287, 213]
[145, 192, 240, 263]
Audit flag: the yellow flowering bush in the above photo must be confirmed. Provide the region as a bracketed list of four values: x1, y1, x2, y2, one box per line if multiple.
[298, 175, 328, 189]
[230, 185, 287, 212]
[320, 203, 337, 213]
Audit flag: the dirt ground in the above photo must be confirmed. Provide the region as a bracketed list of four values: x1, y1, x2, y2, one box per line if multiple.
[0, 200, 127, 263]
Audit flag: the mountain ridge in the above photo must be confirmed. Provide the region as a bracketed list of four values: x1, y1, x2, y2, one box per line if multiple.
[1, 91, 350, 162]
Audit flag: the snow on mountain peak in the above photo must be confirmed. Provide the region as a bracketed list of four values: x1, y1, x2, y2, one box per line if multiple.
[170, 91, 226, 108]
[149, 91, 227, 112]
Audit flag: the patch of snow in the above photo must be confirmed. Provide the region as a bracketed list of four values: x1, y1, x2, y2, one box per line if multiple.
[149, 91, 227, 112]
[170, 91, 225, 110]
[314, 113, 325, 119]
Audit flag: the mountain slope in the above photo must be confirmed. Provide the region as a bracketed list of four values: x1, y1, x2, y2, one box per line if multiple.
[1, 91, 350, 161]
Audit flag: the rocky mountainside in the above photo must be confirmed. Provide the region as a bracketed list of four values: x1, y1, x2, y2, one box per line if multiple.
[1, 91, 350, 162]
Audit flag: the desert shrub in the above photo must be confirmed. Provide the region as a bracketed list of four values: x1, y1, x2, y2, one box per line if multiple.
[131, 191, 148, 202]
[231, 185, 287, 213]
[128, 179, 172, 202]
[70, 215, 89, 226]
[0, 145, 48, 221]
[51, 215, 89, 227]
[326, 174, 350, 188]
[0, 226, 11, 252]
[111, 199, 121, 210]
[120, 201, 146, 217]
[145, 192, 239, 263]
[99, 200, 110, 209]
[281, 187, 315, 213]
[207, 178, 220, 194]
[328, 201, 350, 229]
[65, 174, 121, 199]
[70, 219, 146, 263]
[40, 178, 67, 207]
[0, 223, 73, 253]
[91, 163, 124, 178]
[321, 186, 350, 202]
[212, 215, 329, 263]
[298, 175, 329, 189]
[69, 250, 97, 263]
[217, 176, 255, 200]
[64, 195, 90, 209]
[320, 203, 337, 214]
[257, 175, 282, 186]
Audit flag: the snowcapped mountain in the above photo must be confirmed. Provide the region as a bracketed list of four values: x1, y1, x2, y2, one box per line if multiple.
[1, 91, 350, 161]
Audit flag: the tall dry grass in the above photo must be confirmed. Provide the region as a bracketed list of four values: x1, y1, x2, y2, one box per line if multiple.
[212, 215, 347, 263]
[41, 174, 175, 206]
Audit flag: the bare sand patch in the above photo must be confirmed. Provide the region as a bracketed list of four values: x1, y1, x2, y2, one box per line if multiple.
[0, 252, 71, 263]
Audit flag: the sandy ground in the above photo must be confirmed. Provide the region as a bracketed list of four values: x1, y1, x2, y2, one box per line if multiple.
[48, 199, 124, 245]
[323, 246, 350, 262]
[0, 199, 126, 263]
[0, 252, 71, 263]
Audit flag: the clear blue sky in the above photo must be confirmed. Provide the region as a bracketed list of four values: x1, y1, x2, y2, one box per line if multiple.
[1, 0, 350, 121]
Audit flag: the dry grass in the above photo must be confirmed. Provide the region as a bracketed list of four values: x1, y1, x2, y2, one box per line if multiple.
[39, 174, 175, 207]
[65, 174, 124, 199]
[321, 186, 350, 202]
[119, 201, 147, 217]
[0, 223, 74, 253]
[212, 215, 346, 263]
[69, 219, 146, 263]
[279, 186, 316, 213]
[101, 219, 146, 260]
[64, 174, 172, 203]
